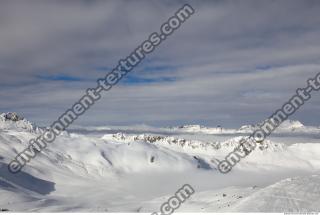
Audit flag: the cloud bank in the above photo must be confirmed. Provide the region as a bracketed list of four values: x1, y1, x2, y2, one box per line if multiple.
[1, 0, 320, 127]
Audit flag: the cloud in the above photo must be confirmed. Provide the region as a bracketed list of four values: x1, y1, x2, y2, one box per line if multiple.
[1, 0, 320, 127]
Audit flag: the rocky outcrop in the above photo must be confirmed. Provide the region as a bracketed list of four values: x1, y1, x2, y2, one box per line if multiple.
[2, 112, 24, 122]
[0, 112, 37, 132]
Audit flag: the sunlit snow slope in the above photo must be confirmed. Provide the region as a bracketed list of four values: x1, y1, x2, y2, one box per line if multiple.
[0, 113, 320, 212]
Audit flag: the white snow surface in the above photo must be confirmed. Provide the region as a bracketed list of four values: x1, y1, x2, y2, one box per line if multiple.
[1, 117, 320, 212]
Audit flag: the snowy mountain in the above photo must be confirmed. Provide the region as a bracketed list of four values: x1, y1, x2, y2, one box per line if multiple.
[172, 124, 237, 134]
[0, 112, 41, 133]
[173, 120, 320, 134]
[1, 114, 320, 212]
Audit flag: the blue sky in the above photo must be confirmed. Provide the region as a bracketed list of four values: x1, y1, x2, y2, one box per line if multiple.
[0, 0, 320, 127]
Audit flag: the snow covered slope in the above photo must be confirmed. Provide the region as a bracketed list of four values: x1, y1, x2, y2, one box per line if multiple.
[1, 114, 320, 212]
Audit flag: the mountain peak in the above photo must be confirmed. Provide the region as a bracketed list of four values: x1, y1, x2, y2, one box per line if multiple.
[0, 112, 37, 132]
[1, 112, 24, 122]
